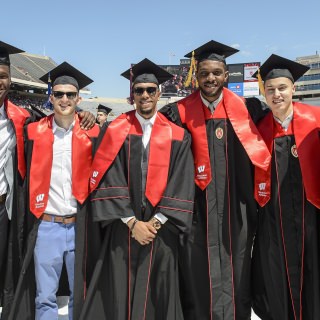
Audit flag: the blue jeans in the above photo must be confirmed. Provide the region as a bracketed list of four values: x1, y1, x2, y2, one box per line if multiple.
[34, 219, 75, 320]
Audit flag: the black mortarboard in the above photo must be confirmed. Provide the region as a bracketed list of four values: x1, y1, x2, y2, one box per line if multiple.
[184, 40, 239, 64]
[39, 61, 93, 90]
[121, 58, 173, 85]
[97, 104, 112, 114]
[0, 41, 24, 66]
[252, 54, 309, 83]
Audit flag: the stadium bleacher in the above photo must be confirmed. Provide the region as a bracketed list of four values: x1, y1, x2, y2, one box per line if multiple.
[10, 53, 56, 84]
[10, 52, 91, 94]
[8, 92, 46, 109]
[78, 98, 170, 120]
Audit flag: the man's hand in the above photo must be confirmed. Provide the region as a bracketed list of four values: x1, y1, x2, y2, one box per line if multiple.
[130, 220, 157, 245]
[78, 111, 96, 130]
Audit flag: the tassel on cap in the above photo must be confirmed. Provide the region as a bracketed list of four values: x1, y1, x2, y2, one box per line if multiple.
[257, 68, 265, 97]
[129, 64, 134, 105]
[184, 51, 198, 88]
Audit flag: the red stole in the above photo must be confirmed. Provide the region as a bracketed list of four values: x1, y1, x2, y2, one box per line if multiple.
[177, 90, 212, 190]
[255, 103, 320, 208]
[28, 114, 98, 218]
[90, 111, 173, 207]
[177, 88, 271, 190]
[5, 99, 30, 179]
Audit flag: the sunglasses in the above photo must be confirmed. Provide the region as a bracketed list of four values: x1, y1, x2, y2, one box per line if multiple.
[52, 91, 78, 99]
[133, 87, 158, 96]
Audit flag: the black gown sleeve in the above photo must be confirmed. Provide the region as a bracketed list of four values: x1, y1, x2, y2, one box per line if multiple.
[159, 102, 183, 127]
[244, 97, 270, 124]
[90, 143, 133, 226]
[156, 130, 195, 234]
[27, 105, 47, 122]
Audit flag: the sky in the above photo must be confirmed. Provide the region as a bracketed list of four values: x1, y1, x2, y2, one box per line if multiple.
[4, 0, 320, 99]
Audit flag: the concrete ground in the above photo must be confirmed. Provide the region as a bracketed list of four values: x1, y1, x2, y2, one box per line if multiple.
[57, 306, 262, 319]
[1, 299, 262, 319]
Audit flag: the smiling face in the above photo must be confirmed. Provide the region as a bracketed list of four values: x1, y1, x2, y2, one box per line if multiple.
[133, 82, 160, 119]
[0, 65, 11, 106]
[196, 59, 228, 102]
[264, 77, 295, 121]
[50, 83, 81, 119]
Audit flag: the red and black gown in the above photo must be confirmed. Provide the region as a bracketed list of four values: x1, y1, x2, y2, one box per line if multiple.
[160, 89, 270, 320]
[0, 99, 36, 311]
[252, 103, 320, 320]
[2, 114, 101, 320]
[79, 111, 195, 320]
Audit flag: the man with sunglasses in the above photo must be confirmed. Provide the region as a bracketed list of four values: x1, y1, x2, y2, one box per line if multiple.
[79, 58, 195, 320]
[160, 40, 271, 320]
[4, 62, 101, 320]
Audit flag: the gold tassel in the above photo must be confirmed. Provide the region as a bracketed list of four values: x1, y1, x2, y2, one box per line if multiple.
[184, 51, 197, 87]
[257, 69, 265, 97]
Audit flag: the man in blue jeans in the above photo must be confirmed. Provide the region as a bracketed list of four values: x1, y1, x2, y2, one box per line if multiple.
[5, 62, 101, 320]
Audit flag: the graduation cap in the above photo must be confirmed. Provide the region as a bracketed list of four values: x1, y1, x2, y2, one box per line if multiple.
[121, 58, 173, 86]
[97, 104, 112, 114]
[39, 61, 93, 90]
[184, 40, 239, 64]
[0, 41, 24, 66]
[252, 54, 309, 83]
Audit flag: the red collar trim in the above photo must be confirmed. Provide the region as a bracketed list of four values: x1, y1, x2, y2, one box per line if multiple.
[28, 115, 94, 217]
[293, 103, 320, 208]
[90, 111, 134, 191]
[255, 103, 320, 208]
[90, 112, 172, 206]
[177, 91, 212, 190]
[177, 88, 270, 190]
[5, 99, 30, 179]
[146, 113, 172, 206]
[221, 88, 271, 170]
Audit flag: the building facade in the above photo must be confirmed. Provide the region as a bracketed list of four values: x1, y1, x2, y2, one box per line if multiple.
[295, 53, 320, 100]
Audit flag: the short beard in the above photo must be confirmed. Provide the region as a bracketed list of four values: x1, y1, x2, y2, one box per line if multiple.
[139, 108, 153, 115]
[200, 88, 216, 97]
[137, 107, 155, 119]
[200, 86, 222, 100]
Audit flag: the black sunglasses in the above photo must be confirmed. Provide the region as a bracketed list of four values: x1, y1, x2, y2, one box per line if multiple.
[52, 91, 78, 99]
[133, 87, 158, 96]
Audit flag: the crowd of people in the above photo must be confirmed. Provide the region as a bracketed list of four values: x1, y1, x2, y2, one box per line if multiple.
[0, 38, 319, 320]
[161, 65, 193, 96]
[7, 93, 47, 110]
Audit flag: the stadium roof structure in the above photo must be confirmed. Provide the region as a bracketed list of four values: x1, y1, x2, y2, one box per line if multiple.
[10, 52, 91, 94]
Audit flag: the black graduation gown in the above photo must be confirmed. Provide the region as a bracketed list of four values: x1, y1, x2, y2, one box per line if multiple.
[79, 117, 195, 320]
[252, 112, 320, 320]
[160, 93, 269, 320]
[2, 118, 102, 320]
[0, 100, 37, 310]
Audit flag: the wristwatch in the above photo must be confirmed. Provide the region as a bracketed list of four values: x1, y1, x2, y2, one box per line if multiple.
[149, 216, 162, 230]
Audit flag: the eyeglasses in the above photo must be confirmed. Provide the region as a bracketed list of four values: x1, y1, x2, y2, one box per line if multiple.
[133, 87, 158, 96]
[52, 91, 78, 99]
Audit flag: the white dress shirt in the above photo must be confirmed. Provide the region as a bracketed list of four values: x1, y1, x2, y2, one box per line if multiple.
[200, 91, 223, 113]
[273, 111, 293, 131]
[121, 111, 167, 224]
[44, 118, 77, 216]
[0, 104, 15, 196]
[135, 111, 157, 147]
